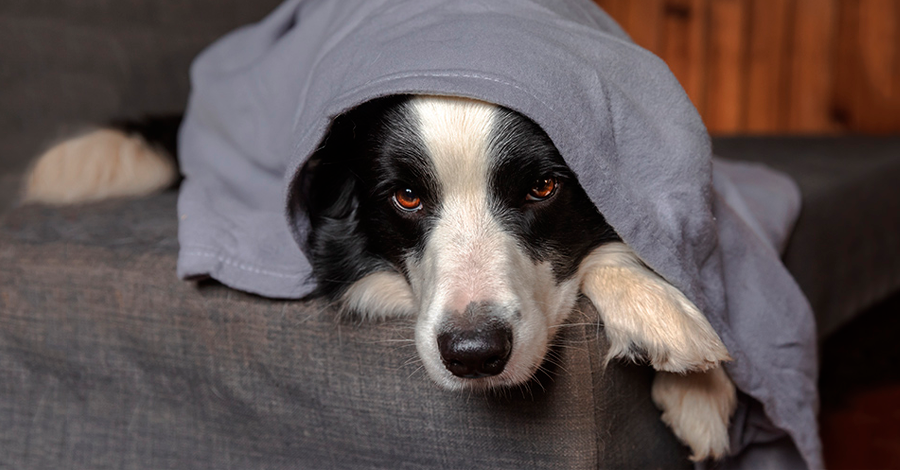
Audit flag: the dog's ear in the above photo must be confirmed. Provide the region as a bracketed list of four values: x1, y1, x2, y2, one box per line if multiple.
[294, 96, 409, 226]
[294, 112, 362, 224]
[579, 242, 731, 373]
[292, 115, 373, 301]
[292, 97, 417, 313]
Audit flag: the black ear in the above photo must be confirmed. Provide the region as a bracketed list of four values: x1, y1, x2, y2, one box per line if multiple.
[292, 96, 414, 300]
[298, 122, 360, 224]
[295, 95, 411, 224]
[292, 115, 370, 300]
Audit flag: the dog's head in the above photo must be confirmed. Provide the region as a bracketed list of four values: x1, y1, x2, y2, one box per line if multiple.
[297, 95, 619, 389]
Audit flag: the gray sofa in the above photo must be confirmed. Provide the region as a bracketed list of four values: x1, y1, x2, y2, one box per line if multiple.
[1, 2, 691, 468]
[2, 1, 900, 469]
[0, 193, 691, 469]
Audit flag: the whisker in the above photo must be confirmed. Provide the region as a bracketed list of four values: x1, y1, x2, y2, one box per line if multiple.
[551, 342, 592, 353]
[530, 373, 548, 394]
[549, 322, 598, 330]
[368, 338, 417, 345]
[402, 355, 424, 367]
[406, 364, 427, 381]
[539, 356, 570, 376]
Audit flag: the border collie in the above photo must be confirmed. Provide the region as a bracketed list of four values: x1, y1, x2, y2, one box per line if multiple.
[25, 94, 737, 461]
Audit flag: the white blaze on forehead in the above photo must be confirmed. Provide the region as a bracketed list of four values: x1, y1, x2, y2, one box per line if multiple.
[411, 96, 496, 195]
[410, 96, 505, 311]
[408, 96, 578, 388]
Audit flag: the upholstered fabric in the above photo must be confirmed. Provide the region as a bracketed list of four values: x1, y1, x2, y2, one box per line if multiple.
[0, 0, 283, 182]
[0, 192, 689, 469]
[714, 136, 900, 338]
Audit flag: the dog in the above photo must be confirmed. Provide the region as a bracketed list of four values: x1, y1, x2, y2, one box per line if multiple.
[24, 94, 737, 461]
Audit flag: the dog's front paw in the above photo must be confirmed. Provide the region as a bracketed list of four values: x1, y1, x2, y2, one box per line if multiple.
[579, 242, 731, 373]
[652, 367, 737, 461]
[595, 275, 731, 372]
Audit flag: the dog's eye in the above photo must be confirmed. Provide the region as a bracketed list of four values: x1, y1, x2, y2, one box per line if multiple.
[526, 177, 557, 201]
[393, 188, 422, 212]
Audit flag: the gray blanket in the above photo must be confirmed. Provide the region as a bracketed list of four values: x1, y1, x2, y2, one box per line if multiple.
[176, 1, 821, 467]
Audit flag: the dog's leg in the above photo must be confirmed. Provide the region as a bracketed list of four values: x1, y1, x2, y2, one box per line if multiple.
[578, 242, 730, 372]
[579, 241, 736, 459]
[652, 367, 737, 461]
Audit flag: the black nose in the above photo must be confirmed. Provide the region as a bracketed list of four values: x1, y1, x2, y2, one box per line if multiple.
[437, 321, 513, 379]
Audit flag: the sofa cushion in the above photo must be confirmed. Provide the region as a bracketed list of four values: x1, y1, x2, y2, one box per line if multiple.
[0, 0, 283, 178]
[713, 137, 900, 338]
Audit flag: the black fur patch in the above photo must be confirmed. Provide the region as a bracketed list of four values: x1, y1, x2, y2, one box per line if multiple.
[109, 115, 182, 163]
[297, 95, 437, 300]
[297, 95, 619, 300]
[487, 107, 619, 281]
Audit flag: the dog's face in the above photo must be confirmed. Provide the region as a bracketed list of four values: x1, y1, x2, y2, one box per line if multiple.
[299, 95, 618, 389]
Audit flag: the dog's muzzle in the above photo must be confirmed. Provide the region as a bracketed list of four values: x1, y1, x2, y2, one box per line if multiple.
[436, 303, 514, 379]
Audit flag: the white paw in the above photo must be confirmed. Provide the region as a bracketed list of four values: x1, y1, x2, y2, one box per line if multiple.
[24, 129, 177, 205]
[652, 367, 737, 461]
[579, 242, 731, 373]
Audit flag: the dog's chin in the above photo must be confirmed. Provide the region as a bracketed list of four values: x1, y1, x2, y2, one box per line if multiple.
[425, 363, 542, 392]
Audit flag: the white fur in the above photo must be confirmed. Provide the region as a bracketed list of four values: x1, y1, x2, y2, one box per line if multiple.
[406, 96, 578, 389]
[578, 242, 731, 373]
[652, 367, 737, 461]
[350, 97, 736, 461]
[578, 241, 735, 459]
[342, 271, 416, 320]
[23, 129, 177, 205]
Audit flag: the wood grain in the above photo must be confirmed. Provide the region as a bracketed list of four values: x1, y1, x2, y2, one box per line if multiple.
[705, 0, 749, 133]
[788, 0, 839, 132]
[745, 0, 791, 132]
[594, 0, 900, 134]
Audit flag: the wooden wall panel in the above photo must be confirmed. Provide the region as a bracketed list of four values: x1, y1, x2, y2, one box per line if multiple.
[745, 0, 791, 132]
[594, 0, 900, 134]
[627, 0, 666, 52]
[788, 0, 838, 132]
[859, 0, 896, 96]
[835, 0, 900, 133]
[705, 0, 749, 133]
[662, 0, 709, 108]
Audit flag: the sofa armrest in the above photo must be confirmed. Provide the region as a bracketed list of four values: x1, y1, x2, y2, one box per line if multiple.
[0, 192, 690, 469]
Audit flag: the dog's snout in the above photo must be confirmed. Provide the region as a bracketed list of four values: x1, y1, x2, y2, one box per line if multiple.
[437, 321, 513, 379]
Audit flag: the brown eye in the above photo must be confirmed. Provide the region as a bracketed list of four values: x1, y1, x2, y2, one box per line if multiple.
[527, 177, 557, 201]
[393, 188, 422, 212]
